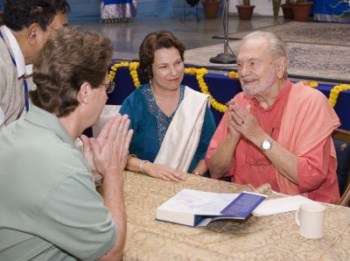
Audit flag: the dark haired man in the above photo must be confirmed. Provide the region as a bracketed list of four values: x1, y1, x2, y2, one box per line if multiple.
[0, 0, 70, 127]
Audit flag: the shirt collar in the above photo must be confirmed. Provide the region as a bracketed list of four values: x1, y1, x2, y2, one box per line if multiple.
[246, 80, 292, 111]
[25, 105, 76, 148]
[0, 25, 27, 78]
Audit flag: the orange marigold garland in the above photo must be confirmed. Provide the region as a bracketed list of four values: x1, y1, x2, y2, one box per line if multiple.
[329, 84, 350, 107]
[129, 62, 141, 88]
[109, 62, 348, 110]
[303, 80, 319, 88]
[228, 71, 239, 79]
[186, 67, 228, 113]
[109, 61, 129, 82]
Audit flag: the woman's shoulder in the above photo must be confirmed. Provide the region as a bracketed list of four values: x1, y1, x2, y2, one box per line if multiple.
[123, 84, 150, 103]
[183, 85, 208, 99]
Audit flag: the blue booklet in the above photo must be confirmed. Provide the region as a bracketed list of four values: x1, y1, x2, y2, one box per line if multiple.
[220, 192, 267, 219]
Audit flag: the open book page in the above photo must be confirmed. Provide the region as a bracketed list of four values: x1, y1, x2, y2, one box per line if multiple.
[253, 195, 315, 216]
[158, 189, 239, 216]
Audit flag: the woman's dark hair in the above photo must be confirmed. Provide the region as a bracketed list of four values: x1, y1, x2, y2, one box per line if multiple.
[4, 0, 70, 32]
[30, 27, 113, 117]
[139, 31, 186, 80]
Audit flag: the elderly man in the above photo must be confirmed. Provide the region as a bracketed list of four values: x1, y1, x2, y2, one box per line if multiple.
[0, 0, 69, 127]
[0, 27, 133, 260]
[206, 31, 340, 204]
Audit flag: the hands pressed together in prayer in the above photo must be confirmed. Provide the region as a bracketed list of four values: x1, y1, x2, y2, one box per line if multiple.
[226, 100, 265, 143]
[80, 114, 133, 181]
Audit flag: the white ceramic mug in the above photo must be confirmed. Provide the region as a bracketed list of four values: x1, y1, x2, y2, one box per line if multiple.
[295, 203, 326, 239]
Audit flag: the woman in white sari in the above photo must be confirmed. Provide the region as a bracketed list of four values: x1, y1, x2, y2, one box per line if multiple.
[120, 31, 216, 181]
[100, 0, 136, 23]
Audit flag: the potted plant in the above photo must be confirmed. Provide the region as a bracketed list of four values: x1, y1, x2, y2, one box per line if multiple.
[236, 0, 255, 20]
[292, 0, 313, 22]
[280, 0, 294, 19]
[271, 0, 282, 20]
[201, 0, 221, 19]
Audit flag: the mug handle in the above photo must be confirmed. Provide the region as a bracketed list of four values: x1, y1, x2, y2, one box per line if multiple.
[295, 207, 300, 227]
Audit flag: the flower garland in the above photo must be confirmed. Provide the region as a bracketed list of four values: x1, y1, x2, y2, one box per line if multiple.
[109, 61, 141, 88]
[109, 61, 129, 82]
[185, 67, 231, 112]
[329, 84, 350, 107]
[302, 80, 318, 88]
[108, 61, 349, 110]
[129, 62, 141, 88]
[302, 80, 350, 107]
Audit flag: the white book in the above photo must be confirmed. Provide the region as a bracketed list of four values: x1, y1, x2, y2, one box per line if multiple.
[156, 189, 266, 227]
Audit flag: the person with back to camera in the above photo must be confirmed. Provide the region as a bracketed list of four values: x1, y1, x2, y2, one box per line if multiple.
[206, 31, 340, 204]
[0, 27, 133, 260]
[0, 0, 70, 128]
[120, 31, 216, 181]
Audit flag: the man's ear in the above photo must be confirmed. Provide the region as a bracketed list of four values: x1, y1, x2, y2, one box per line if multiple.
[77, 82, 92, 104]
[276, 57, 288, 79]
[26, 23, 40, 45]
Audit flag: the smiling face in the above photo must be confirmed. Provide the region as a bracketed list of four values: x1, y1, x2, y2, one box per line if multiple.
[151, 47, 184, 93]
[237, 37, 280, 97]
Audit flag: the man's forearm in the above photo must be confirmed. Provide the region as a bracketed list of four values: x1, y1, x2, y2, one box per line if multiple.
[209, 135, 239, 178]
[100, 173, 126, 261]
[250, 133, 298, 184]
[261, 140, 298, 184]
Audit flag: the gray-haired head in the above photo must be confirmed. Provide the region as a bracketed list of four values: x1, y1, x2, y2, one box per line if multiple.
[239, 31, 287, 60]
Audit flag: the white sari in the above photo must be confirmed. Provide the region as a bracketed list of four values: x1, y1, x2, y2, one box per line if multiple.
[154, 87, 210, 172]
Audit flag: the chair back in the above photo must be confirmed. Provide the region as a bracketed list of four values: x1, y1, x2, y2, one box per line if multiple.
[333, 129, 350, 206]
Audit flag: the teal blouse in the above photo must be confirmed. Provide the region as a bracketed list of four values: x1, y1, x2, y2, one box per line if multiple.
[120, 84, 216, 172]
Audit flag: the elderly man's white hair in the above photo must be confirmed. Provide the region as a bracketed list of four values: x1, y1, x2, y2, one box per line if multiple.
[240, 31, 287, 60]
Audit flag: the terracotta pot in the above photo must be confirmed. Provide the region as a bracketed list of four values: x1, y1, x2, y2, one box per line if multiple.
[202, 1, 220, 19]
[281, 4, 294, 20]
[236, 5, 255, 20]
[293, 2, 313, 22]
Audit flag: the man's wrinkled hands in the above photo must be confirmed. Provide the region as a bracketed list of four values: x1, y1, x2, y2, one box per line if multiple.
[228, 102, 263, 141]
[86, 114, 133, 178]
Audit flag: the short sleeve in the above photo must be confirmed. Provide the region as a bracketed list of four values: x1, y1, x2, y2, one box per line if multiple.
[35, 172, 117, 261]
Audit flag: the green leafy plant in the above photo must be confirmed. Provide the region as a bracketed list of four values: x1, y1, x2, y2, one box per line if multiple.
[272, 0, 282, 19]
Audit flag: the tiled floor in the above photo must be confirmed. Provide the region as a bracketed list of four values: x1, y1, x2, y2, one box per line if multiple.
[72, 16, 287, 60]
